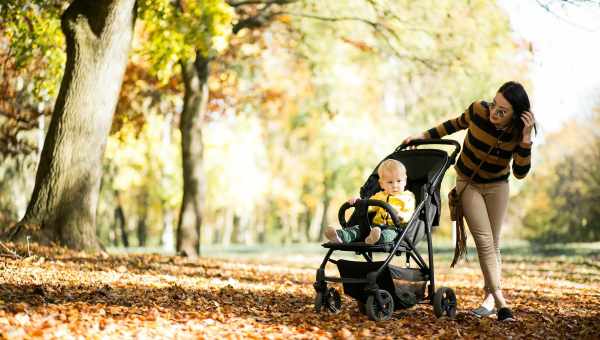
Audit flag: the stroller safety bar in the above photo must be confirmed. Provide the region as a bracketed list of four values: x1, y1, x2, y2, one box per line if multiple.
[338, 199, 402, 229]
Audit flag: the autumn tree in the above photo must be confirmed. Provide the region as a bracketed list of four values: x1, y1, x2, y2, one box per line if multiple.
[5, 0, 137, 251]
[520, 110, 600, 242]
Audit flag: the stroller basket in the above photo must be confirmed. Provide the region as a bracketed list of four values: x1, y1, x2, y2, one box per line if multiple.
[336, 260, 428, 307]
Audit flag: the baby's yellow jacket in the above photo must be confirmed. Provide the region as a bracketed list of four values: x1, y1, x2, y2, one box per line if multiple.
[369, 190, 415, 225]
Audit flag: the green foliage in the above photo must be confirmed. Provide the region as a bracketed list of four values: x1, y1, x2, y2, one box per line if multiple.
[519, 113, 600, 243]
[137, 0, 234, 81]
[0, 1, 66, 100]
[290, 0, 527, 129]
[98, 112, 182, 246]
[522, 138, 600, 243]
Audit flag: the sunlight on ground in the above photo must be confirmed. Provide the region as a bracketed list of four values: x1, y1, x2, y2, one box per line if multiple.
[1, 243, 598, 339]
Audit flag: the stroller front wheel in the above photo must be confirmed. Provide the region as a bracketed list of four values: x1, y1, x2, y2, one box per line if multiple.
[366, 290, 394, 321]
[357, 300, 367, 315]
[315, 288, 342, 314]
[433, 287, 457, 318]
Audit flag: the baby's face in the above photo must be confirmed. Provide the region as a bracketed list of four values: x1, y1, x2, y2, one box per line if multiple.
[379, 169, 407, 195]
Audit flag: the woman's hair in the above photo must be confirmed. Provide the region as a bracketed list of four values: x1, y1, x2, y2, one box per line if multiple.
[497, 81, 536, 138]
[377, 159, 406, 178]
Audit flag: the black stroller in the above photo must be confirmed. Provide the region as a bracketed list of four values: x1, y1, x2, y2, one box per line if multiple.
[313, 139, 461, 321]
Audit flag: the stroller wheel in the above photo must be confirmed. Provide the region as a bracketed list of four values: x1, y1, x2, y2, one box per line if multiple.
[357, 300, 367, 315]
[433, 287, 457, 318]
[325, 288, 342, 313]
[314, 288, 342, 314]
[314, 291, 324, 313]
[366, 290, 394, 321]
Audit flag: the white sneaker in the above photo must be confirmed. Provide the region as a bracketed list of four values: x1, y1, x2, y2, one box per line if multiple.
[365, 227, 381, 245]
[324, 227, 342, 243]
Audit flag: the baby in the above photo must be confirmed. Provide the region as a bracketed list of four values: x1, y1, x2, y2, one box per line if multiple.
[325, 159, 415, 244]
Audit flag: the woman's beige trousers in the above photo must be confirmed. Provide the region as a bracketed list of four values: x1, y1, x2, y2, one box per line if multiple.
[456, 177, 509, 293]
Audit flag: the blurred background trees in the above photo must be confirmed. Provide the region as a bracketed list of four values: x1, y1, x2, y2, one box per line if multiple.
[1, 0, 598, 252]
[517, 108, 600, 243]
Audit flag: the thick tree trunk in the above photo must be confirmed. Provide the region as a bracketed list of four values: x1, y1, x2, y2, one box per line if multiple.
[7, 0, 136, 251]
[176, 52, 208, 258]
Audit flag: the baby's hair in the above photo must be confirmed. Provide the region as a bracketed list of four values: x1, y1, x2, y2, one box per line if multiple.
[377, 159, 406, 178]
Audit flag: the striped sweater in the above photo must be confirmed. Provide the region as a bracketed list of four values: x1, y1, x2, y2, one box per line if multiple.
[423, 101, 532, 183]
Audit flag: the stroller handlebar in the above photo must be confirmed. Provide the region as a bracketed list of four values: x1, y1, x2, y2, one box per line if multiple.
[338, 199, 402, 229]
[397, 138, 461, 164]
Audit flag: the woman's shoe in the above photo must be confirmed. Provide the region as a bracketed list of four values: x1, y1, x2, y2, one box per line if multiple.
[497, 307, 516, 321]
[471, 306, 496, 318]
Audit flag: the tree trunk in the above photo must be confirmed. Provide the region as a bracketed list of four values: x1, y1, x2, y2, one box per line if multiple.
[7, 0, 136, 251]
[176, 52, 208, 258]
[308, 201, 324, 242]
[137, 219, 147, 247]
[318, 197, 331, 240]
[114, 190, 129, 247]
[137, 192, 148, 247]
[221, 208, 234, 246]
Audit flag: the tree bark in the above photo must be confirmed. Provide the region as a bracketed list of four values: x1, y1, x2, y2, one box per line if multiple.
[137, 218, 147, 247]
[137, 192, 148, 247]
[114, 190, 129, 247]
[7, 0, 136, 251]
[175, 52, 208, 258]
[308, 201, 324, 242]
[317, 197, 331, 240]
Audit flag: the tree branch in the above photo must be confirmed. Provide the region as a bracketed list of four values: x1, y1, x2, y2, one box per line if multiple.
[274, 11, 442, 69]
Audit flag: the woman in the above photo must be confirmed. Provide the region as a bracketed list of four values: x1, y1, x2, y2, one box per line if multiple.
[403, 81, 536, 322]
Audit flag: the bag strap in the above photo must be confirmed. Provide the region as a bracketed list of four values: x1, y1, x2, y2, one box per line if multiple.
[457, 131, 505, 197]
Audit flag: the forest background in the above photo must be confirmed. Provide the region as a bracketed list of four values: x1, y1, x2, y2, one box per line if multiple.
[1, 0, 600, 257]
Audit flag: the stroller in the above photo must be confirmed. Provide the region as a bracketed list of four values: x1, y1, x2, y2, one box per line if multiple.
[313, 139, 461, 321]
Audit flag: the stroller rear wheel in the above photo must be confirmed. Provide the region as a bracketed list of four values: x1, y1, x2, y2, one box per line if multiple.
[357, 300, 367, 315]
[433, 287, 457, 318]
[315, 287, 342, 313]
[366, 289, 394, 321]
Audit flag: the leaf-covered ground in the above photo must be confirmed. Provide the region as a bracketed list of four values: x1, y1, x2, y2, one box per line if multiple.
[0, 243, 599, 339]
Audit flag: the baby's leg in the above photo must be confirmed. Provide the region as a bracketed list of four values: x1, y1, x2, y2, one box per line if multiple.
[380, 229, 397, 243]
[334, 225, 361, 243]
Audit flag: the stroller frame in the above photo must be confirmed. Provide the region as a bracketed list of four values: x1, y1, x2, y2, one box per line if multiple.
[313, 139, 461, 321]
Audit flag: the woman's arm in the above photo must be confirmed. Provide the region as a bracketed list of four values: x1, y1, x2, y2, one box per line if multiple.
[513, 110, 535, 179]
[402, 102, 475, 144]
[512, 142, 532, 179]
[423, 102, 474, 139]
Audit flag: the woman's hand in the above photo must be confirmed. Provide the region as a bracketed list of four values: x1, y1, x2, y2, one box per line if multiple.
[521, 111, 535, 144]
[402, 133, 425, 147]
[347, 197, 360, 205]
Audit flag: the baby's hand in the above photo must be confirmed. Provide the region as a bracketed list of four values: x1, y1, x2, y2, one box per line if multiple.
[347, 197, 360, 205]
